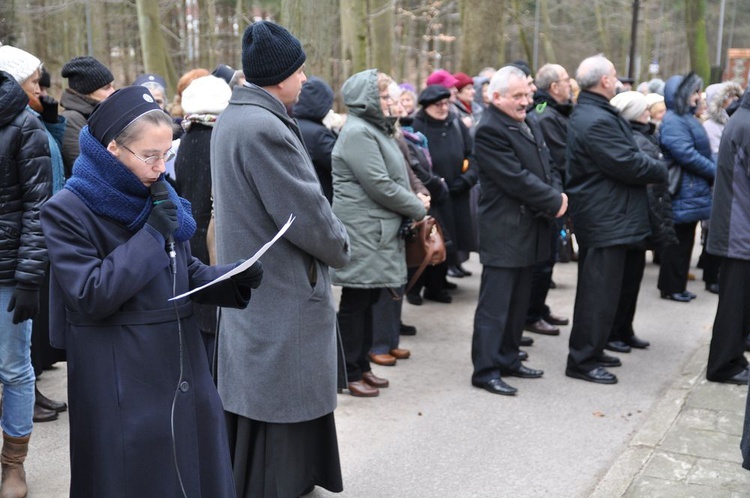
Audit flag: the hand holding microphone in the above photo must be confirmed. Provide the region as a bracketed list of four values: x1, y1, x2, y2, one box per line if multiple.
[148, 183, 178, 241]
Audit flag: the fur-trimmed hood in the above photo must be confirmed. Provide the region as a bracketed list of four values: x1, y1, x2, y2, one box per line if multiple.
[664, 72, 703, 116]
[705, 81, 743, 125]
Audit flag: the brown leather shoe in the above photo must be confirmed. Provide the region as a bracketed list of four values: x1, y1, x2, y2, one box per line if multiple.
[524, 319, 560, 336]
[347, 380, 379, 397]
[369, 353, 397, 366]
[33, 403, 58, 423]
[389, 348, 411, 360]
[362, 371, 389, 388]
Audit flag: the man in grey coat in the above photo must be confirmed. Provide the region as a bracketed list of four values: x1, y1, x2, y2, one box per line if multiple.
[211, 21, 349, 497]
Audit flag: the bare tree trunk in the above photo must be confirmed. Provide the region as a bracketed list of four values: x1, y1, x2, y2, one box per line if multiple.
[280, 0, 340, 85]
[197, 0, 218, 71]
[540, 0, 556, 66]
[593, 0, 611, 56]
[684, 0, 711, 82]
[135, 0, 178, 91]
[341, 0, 368, 76]
[368, 0, 394, 74]
[460, 0, 505, 75]
[510, 0, 532, 65]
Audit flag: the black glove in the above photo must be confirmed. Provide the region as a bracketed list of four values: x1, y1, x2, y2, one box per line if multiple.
[146, 200, 178, 240]
[232, 261, 263, 289]
[448, 176, 470, 195]
[7, 287, 39, 324]
[39, 95, 59, 124]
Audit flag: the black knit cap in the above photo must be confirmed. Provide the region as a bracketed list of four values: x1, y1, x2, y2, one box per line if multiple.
[418, 85, 452, 107]
[241, 21, 306, 87]
[61, 56, 114, 95]
[88, 86, 162, 146]
[212, 64, 235, 84]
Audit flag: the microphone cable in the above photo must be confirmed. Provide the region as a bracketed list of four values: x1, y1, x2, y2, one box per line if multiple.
[168, 256, 189, 498]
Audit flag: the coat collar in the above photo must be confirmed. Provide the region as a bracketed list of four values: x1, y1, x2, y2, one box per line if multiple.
[487, 103, 536, 144]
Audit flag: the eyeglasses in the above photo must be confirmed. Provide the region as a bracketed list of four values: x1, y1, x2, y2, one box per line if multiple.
[432, 100, 451, 108]
[120, 144, 175, 166]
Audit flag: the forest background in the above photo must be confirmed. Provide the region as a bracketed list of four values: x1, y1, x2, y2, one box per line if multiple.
[1, 0, 748, 109]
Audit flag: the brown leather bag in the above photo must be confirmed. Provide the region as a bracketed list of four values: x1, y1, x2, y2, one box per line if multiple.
[405, 216, 447, 293]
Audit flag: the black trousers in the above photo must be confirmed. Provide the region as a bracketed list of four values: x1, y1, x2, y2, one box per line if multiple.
[658, 221, 697, 294]
[707, 258, 750, 381]
[337, 287, 381, 382]
[567, 245, 628, 371]
[370, 287, 402, 355]
[608, 248, 646, 343]
[526, 224, 558, 323]
[471, 265, 532, 383]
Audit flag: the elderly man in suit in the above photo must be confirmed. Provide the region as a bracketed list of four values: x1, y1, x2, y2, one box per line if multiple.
[471, 65, 567, 396]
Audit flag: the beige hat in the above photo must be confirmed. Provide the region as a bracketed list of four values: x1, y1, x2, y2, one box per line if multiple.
[611, 91, 648, 122]
[0, 46, 41, 84]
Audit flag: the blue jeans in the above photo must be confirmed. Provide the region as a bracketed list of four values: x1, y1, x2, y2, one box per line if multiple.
[0, 286, 35, 437]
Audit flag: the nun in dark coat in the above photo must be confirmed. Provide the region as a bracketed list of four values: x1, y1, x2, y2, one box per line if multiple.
[40, 87, 262, 498]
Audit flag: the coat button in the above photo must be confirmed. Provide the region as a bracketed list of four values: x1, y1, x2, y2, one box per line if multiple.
[179, 381, 189, 393]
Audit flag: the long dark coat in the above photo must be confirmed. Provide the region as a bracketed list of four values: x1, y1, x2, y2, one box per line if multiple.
[474, 103, 563, 268]
[412, 109, 478, 254]
[41, 189, 249, 498]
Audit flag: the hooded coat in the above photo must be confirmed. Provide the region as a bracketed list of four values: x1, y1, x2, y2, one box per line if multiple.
[0, 70, 51, 288]
[211, 82, 350, 423]
[331, 69, 426, 288]
[707, 88, 750, 260]
[293, 77, 338, 203]
[659, 73, 715, 224]
[703, 81, 743, 158]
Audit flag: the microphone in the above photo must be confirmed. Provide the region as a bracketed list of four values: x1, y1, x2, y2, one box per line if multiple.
[150, 181, 177, 275]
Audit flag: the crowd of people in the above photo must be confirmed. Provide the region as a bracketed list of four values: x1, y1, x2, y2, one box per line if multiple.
[0, 17, 749, 497]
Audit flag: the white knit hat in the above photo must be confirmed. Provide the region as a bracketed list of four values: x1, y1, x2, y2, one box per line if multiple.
[181, 75, 231, 115]
[610, 91, 648, 122]
[0, 46, 41, 84]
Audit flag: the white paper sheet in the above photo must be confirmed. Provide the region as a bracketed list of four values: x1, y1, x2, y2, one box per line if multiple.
[169, 214, 295, 301]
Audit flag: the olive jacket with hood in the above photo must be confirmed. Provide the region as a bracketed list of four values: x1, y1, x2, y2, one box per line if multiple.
[659, 73, 715, 224]
[331, 69, 426, 288]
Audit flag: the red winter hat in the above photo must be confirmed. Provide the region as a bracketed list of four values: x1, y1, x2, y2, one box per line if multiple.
[453, 72, 474, 90]
[426, 69, 459, 89]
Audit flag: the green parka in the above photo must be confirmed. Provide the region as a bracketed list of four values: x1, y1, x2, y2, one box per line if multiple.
[331, 69, 426, 288]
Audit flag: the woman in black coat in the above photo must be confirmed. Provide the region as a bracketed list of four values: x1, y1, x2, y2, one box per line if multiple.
[606, 91, 677, 353]
[412, 85, 478, 302]
[41, 87, 262, 497]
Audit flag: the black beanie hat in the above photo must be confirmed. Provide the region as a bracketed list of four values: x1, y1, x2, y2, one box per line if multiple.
[241, 21, 306, 87]
[88, 86, 162, 146]
[61, 56, 114, 95]
[212, 64, 235, 84]
[418, 85, 452, 107]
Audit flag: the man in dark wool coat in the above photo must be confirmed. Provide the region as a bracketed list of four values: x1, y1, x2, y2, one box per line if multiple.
[565, 55, 666, 385]
[211, 21, 350, 498]
[470, 64, 567, 396]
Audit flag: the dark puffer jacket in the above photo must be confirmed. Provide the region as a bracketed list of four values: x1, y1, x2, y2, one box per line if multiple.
[60, 88, 98, 178]
[293, 77, 338, 203]
[0, 71, 52, 288]
[659, 73, 715, 224]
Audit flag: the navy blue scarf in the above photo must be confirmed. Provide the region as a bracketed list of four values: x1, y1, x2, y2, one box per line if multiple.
[66, 126, 196, 242]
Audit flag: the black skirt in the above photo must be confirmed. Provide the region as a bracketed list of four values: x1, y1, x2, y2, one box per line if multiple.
[225, 411, 343, 498]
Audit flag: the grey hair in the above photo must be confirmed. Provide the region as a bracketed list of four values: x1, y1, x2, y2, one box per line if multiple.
[576, 55, 612, 90]
[535, 64, 564, 91]
[115, 109, 176, 146]
[488, 65, 526, 98]
[140, 81, 167, 98]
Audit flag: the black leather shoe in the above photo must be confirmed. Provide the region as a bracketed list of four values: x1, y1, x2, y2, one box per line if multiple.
[406, 293, 423, 305]
[685, 291, 697, 300]
[605, 341, 631, 353]
[443, 280, 458, 290]
[661, 291, 691, 302]
[717, 368, 749, 385]
[565, 366, 618, 384]
[447, 266, 465, 278]
[35, 387, 67, 412]
[544, 312, 569, 326]
[549, 280, 557, 289]
[473, 378, 517, 396]
[524, 319, 560, 336]
[456, 264, 473, 277]
[399, 322, 417, 336]
[520, 336, 534, 347]
[626, 335, 650, 349]
[596, 353, 622, 367]
[518, 350, 528, 361]
[705, 283, 719, 294]
[424, 290, 452, 303]
[506, 365, 544, 378]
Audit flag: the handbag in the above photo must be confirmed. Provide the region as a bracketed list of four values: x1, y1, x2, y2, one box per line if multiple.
[667, 162, 682, 196]
[405, 216, 447, 293]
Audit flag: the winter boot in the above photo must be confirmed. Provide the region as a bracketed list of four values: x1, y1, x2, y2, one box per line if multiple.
[1, 432, 29, 498]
